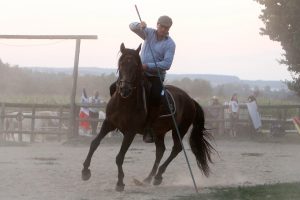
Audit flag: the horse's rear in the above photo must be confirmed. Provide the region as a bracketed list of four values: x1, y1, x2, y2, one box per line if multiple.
[143, 85, 214, 184]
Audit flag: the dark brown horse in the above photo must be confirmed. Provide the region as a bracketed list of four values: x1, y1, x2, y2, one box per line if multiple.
[82, 43, 214, 191]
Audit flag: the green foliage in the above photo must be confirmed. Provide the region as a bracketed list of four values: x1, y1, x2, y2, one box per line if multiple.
[172, 182, 300, 200]
[169, 77, 213, 98]
[256, 0, 300, 95]
[0, 60, 117, 103]
[1, 59, 299, 104]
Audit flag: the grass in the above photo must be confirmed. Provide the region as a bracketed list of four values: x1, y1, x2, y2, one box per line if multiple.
[172, 182, 300, 200]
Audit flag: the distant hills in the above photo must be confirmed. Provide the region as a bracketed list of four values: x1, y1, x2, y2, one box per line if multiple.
[27, 67, 288, 91]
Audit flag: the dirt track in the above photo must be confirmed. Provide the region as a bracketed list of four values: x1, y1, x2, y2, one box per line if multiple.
[1, 136, 300, 200]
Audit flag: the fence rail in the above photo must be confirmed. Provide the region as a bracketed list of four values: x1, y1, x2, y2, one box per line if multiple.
[0, 102, 106, 142]
[1, 102, 300, 142]
[205, 104, 300, 136]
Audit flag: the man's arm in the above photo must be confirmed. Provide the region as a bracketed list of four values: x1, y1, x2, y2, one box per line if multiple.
[145, 42, 176, 71]
[129, 22, 147, 40]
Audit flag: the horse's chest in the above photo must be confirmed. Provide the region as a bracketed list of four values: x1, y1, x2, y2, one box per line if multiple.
[107, 109, 146, 131]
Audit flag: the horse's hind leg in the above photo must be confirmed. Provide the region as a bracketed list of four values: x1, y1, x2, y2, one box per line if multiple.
[82, 119, 114, 181]
[143, 134, 166, 184]
[153, 126, 188, 185]
[115, 132, 135, 192]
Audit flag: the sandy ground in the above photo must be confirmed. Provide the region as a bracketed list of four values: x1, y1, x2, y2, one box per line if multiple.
[1, 135, 300, 200]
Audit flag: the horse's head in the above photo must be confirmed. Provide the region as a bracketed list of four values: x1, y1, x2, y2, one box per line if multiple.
[117, 43, 142, 98]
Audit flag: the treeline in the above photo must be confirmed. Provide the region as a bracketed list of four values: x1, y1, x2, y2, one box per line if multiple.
[168, 78, 299, 104]
[0, 59, 116, 101]
[1, 59, 299, 104]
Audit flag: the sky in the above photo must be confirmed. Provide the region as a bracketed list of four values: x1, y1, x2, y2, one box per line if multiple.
[0, 0, 292, 81]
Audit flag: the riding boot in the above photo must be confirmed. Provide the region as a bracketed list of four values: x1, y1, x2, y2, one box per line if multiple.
[143, 106, 160, 143]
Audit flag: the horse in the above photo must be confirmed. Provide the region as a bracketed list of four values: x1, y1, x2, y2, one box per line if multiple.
[82, 43, 214, 191]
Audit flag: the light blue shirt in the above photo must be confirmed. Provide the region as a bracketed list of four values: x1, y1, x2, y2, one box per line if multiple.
[129, 22, 176, 80]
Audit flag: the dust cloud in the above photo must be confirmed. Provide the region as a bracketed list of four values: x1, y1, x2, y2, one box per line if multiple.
[1, 136, 300, 200]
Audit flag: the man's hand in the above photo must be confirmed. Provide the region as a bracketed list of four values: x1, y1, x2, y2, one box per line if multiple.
[139, 21, 147, 29]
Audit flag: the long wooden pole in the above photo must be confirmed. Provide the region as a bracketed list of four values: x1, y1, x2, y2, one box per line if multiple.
[0, 35, 97, 40]
[135, 4, 199, 193]
[69, 39, 81, 138]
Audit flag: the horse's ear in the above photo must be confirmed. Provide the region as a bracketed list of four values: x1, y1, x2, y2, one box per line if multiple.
[136, 43, 142, 53]
[120, 43, 125, 54]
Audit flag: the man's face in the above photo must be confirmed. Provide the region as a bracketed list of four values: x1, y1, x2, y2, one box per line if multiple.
[156, 23, 170, 38]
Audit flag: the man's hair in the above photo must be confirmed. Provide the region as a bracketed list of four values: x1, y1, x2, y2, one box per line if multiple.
[157, 15, 173, 27]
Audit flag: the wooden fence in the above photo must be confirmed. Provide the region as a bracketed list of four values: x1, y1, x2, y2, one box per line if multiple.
[0, 102, 106, 142]
[1, 102, 300, 142]
[205, 104, 300, 136]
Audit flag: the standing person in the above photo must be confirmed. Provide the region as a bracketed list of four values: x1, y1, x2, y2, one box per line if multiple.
[247, 91, 262, 133]
[79, 88, 90, 134]
[89, 91, 101, 135]
[110, 15, 176, 143]
[209, 96, 221, 118]
[209, 96, 222, 136]
[229, 93, 239, 137]
[247, 95, 256, 103]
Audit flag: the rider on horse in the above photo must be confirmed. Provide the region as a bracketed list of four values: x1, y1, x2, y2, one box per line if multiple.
[110, 15, 176, 143]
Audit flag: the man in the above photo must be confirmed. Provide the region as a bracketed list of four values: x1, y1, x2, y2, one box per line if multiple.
[79, 88, 91, 134]
[229, 93, 239, 137]
[110, 15, 176, 143]
[89, 90, 101, 135]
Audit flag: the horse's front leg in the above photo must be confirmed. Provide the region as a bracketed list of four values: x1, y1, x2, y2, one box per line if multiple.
[115, 132, 136, 192]
[82, 119, 114, 181]
[143, 134, 166, 184]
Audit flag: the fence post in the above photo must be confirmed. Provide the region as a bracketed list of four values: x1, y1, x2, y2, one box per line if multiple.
[58, 106, 63, 142]
[17, 109, 23, 142]
[283, 107, 287, 132]
[69, 39, 81, 138]
[218, 105, 225, 135]
[0, 103, 5, 141]
[30, 106, 36, 143]
[74, 105, 80, 137]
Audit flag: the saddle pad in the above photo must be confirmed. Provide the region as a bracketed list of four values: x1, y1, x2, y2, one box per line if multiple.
[159, 89, 176, 117]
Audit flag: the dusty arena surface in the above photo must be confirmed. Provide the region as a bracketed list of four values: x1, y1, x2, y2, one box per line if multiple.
[1, 135, 300, 200]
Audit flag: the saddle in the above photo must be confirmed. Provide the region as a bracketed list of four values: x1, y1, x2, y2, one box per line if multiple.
[159, 89, 176, 118]
[142, 85, 176, 118]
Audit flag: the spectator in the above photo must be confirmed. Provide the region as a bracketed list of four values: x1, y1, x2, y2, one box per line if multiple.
[248, 95, 256, 103]
[89, 90, 101, 135]
[229, 93, 239, 137]
[209, 96, 222, 135]
[79, 88, 90, 133]
[209, 96, 221, 118]
[247, 91, 262, 133]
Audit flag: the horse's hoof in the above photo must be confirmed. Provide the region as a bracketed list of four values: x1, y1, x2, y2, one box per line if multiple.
[81, 169, 91, 181]
[153, 177, 163, 185]
[115, 183, 125, 192]
[143, 177, 152, 184]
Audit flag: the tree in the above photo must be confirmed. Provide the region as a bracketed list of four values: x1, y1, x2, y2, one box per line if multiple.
[256, 0, 300, 95]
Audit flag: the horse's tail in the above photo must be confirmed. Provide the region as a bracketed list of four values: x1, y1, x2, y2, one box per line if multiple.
[189, 100, 214, 177]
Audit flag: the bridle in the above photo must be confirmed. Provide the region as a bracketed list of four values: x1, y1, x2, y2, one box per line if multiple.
[116, 52, 142, 98]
